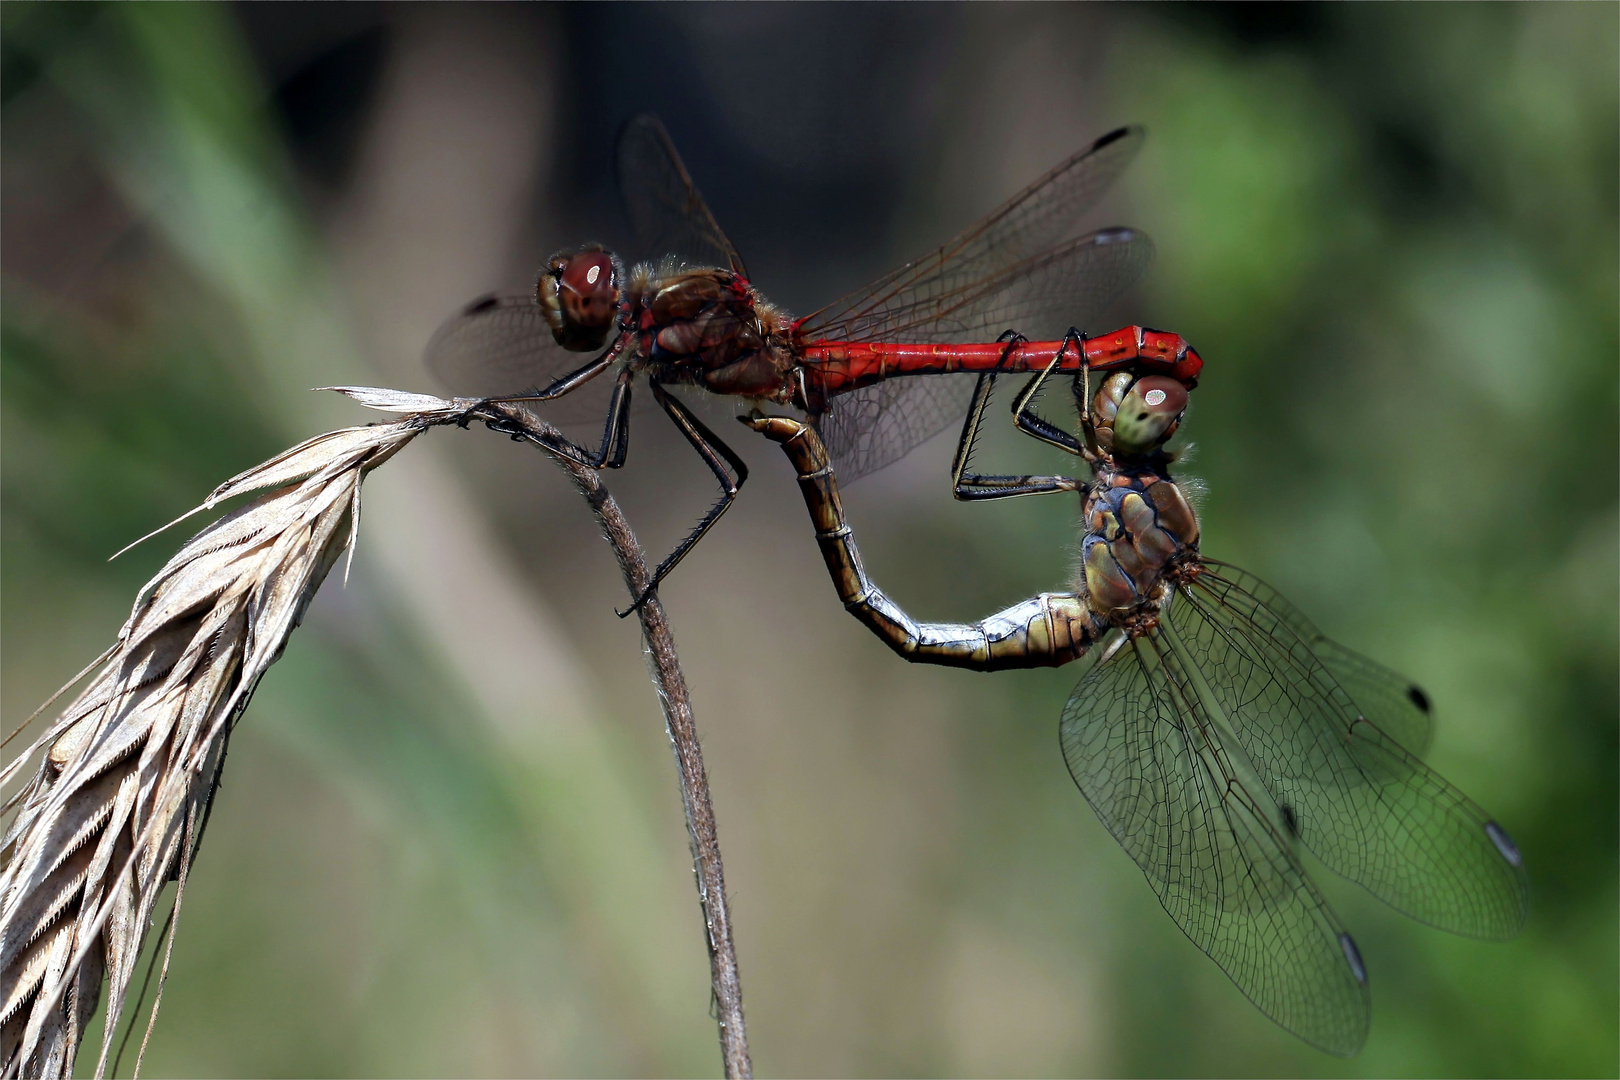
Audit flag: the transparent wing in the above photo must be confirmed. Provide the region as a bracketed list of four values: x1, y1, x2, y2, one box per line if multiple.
[1313, 639, 1435, 757]
[813, 373, 979, 483]
[798, 125, 1145, 342]
[813, 226, 1152, 346]
[813, 228, 1152, 481]
[1061, 632, 1371, 1056]
[1201, 560, 1434, 756]
[421, 294, 647, 427]
[1174, 566, 1528, 938]
[617, 114, 747, 276]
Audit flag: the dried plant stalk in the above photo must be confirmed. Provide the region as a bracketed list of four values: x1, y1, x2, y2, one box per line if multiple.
[475, 399, 753, 1080]
[1, 389, 749, 1079]
[1, 413, 428, 1078]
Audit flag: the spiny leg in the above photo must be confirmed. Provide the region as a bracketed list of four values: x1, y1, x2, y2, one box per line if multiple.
[617, 380, 750, 617]
[1010, 328, 1089, 455]
[952, 332, 1080, 502]
[489, 338, 623, 404]
[513, 364, 635, 469]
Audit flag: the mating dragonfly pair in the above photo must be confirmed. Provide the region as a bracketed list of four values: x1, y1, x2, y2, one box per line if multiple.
[427, 117, 1527, 1056]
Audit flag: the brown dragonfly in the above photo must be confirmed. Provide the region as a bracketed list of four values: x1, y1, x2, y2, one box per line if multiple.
[743, 350, 1528, 1055]
[426, 115, 1200, 612]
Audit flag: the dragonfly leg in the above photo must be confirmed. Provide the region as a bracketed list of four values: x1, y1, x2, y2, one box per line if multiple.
[951, 334, 1081, 502]
[1010, 329, 1089, 455]
[512, 365, 635, 469]
[746, 413, 1101, 669]
[487, 336, 626, 405]
[617, 380, 750, 617]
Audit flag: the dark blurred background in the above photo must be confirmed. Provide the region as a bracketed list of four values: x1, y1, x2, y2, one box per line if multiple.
[3, 3, 1615, 1076]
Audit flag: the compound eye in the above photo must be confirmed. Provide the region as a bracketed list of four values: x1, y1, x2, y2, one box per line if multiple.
[538, 248, 621, 350]
[1111, 376, 1188, 455]
[1133, 375, 1187, 416]
[560, 251, 620, 330]
[1090, 371, 1135, 427]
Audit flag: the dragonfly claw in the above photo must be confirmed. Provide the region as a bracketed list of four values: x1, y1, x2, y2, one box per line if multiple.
[616, 585, 657, 619]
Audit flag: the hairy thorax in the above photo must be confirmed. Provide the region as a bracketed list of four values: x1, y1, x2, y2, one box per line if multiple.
[1077, 459, 1201, 632]
[629, 263, 798, 402]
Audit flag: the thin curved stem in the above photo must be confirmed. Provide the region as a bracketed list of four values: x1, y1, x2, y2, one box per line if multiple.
[474, 401, 752, 1079]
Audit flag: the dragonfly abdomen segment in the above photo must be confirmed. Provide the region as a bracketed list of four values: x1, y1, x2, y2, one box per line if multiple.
[745, 414, 1103, 670]
[800, 328, 1203, 397]
[857, 589, 1099, 670]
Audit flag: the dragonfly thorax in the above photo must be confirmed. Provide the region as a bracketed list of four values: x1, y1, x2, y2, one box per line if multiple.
[633, 263, 798, 401]
[1078, 463, 1200, 628]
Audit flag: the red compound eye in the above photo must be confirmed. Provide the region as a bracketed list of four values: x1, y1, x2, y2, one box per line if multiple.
[558, 250, 620, 331]
[538, 247, 622, 350]
[1133, 375, 1187, 418]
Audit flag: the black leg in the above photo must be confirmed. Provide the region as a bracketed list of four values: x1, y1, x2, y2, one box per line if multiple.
[489, 337, 622, 404]
[951, 335, 1080, 502]
[512, 365, 634, 469]
[617, 380, 750, 617]
[1009, 329, 1088, 455]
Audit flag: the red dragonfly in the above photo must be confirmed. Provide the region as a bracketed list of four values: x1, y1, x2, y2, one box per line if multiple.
[426, 115, 1202, 611]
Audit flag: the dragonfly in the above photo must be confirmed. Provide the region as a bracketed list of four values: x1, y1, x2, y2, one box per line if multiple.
[426, 115, 1202, 613]
[742, 345, 1528, 1055]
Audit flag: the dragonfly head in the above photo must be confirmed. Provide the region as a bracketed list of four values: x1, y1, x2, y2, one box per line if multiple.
[1089, 373, 1187, 457]
[538, 246, 625, 351]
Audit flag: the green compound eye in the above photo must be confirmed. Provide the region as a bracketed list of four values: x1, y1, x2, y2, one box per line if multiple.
[1111, 376, 1187, 456]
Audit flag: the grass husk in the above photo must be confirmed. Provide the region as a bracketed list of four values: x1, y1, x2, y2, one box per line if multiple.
[1, 390, 749, 1078]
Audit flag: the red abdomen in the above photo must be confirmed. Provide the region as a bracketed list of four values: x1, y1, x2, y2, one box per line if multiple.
[799, 327, 1202, 397]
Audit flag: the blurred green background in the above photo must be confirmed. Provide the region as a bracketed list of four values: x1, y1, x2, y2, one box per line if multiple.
[3, 3, 1614, 1076]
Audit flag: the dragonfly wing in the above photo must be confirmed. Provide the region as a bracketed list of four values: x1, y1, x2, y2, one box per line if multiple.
[1174, 567, 1529, 939]
[422, 294, 642, 427]
[617, 114, 748, 276]
[1313, 640, 1435, 757]
[799, 126, 1146, 339]
[1200, 560, 1434, 756]
[1061, 632, 1371, 1056]
[815, 373, 978, 483]
[811, 229, 1153, 480]
[816, 226, 1154, 345]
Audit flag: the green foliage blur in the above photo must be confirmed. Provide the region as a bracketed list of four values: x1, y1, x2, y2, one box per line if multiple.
[3, 3, 1614, 1076]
